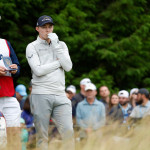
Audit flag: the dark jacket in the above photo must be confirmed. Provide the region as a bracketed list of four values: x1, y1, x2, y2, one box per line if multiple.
[107, 105, 124, 124]
[72, 92, 85, 117]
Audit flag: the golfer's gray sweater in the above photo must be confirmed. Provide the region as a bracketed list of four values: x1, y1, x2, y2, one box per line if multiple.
[26, 36, 72, 95]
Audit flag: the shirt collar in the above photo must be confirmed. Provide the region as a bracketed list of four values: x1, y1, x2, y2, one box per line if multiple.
[100, 99, 106, 104]
[140, 100, 150, 107]
[83, 98, 99, 105]
[119, 103, 132, 110]
[37, 36, 49, 44]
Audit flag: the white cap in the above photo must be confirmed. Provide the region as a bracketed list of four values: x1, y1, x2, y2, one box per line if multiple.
[80, 78, 91, 85]
[66, 85, 76, 94]
[85, 83, 96, 91]
[130, 88, 139, 95]
[118, 90, 129, 98]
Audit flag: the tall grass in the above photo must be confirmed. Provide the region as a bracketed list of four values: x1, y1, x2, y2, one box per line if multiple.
[3, 117, 150, 150]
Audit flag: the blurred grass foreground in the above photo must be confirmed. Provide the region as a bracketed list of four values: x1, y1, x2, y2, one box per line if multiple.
[3, 117, 150, 150]
[46, 116, 150, 150]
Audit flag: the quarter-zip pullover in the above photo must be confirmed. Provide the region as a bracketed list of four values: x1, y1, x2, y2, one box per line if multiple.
[26, 36, 72, 95]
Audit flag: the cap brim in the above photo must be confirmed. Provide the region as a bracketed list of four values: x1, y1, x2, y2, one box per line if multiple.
[66, 89, 75, 93]
[20, 92, 27, 96]
[85, 88, 94, 91]
[37, 20, 54, 26]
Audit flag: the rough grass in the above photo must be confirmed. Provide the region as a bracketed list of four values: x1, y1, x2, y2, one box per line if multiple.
[3, 117, 150, 150]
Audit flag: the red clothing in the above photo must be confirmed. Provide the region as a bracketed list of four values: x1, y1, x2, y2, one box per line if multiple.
[0, 39, 20, 97]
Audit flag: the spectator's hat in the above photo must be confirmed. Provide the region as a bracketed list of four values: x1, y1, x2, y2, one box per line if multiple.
[130, 88, 139, 95]
[36, 15, 54, 26]
[80, 78, 91, 85]
[118, 90, 129, 98]
[138, 88, 149, 98]
[15, 84, 27, 96]
[66, 85, 76, 94]
[85, 83, 96, 91]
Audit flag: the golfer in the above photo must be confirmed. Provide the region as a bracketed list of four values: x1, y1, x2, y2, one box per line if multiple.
[26, 15, 74, 149]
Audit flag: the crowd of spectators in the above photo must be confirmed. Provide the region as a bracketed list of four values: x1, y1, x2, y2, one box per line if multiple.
[14, 78, 150, 148]
[65, 78, 150, 141]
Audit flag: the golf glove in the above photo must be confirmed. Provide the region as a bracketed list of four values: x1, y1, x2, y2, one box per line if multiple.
[48, 33, 59, 47]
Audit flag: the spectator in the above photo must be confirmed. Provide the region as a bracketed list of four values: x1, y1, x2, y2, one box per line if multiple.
[0, 37, 21, 149]
[26, 15, 74, 150]
[72, 78, 91, 117]
[15, 84, 28, 110]
[129, 88, 139, 108]
[65, 85, 76, 124]
[76, 83, 105, 139]
[107, 94, 123, 124]
[21, 96, 34, 128]
[20, 118, 29, 150]
[129, 88, 150, 119]
[21, 96, 36, 148]
[118, 90, 132, 123]
[66, 85, 76, 100]
[99, 85, 110, 113]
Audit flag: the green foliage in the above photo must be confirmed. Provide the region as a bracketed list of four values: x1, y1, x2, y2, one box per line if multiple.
[0, 0, 150, 92]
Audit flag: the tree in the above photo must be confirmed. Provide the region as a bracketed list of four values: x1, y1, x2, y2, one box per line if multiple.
[0, 0, 150, 92]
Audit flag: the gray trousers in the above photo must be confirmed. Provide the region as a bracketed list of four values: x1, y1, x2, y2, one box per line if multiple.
[30, 94, 74, 150]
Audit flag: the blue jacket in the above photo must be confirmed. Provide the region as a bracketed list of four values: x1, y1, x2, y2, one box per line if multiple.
[7, 41, 20, 77]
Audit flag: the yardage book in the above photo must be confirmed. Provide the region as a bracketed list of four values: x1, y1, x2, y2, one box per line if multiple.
[0, 54, 16, 71]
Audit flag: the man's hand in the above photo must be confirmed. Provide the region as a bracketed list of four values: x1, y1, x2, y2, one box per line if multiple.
[9, 64, 18, 74]
[0, 66, 6, 76]
[48, 33, 59, 47]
